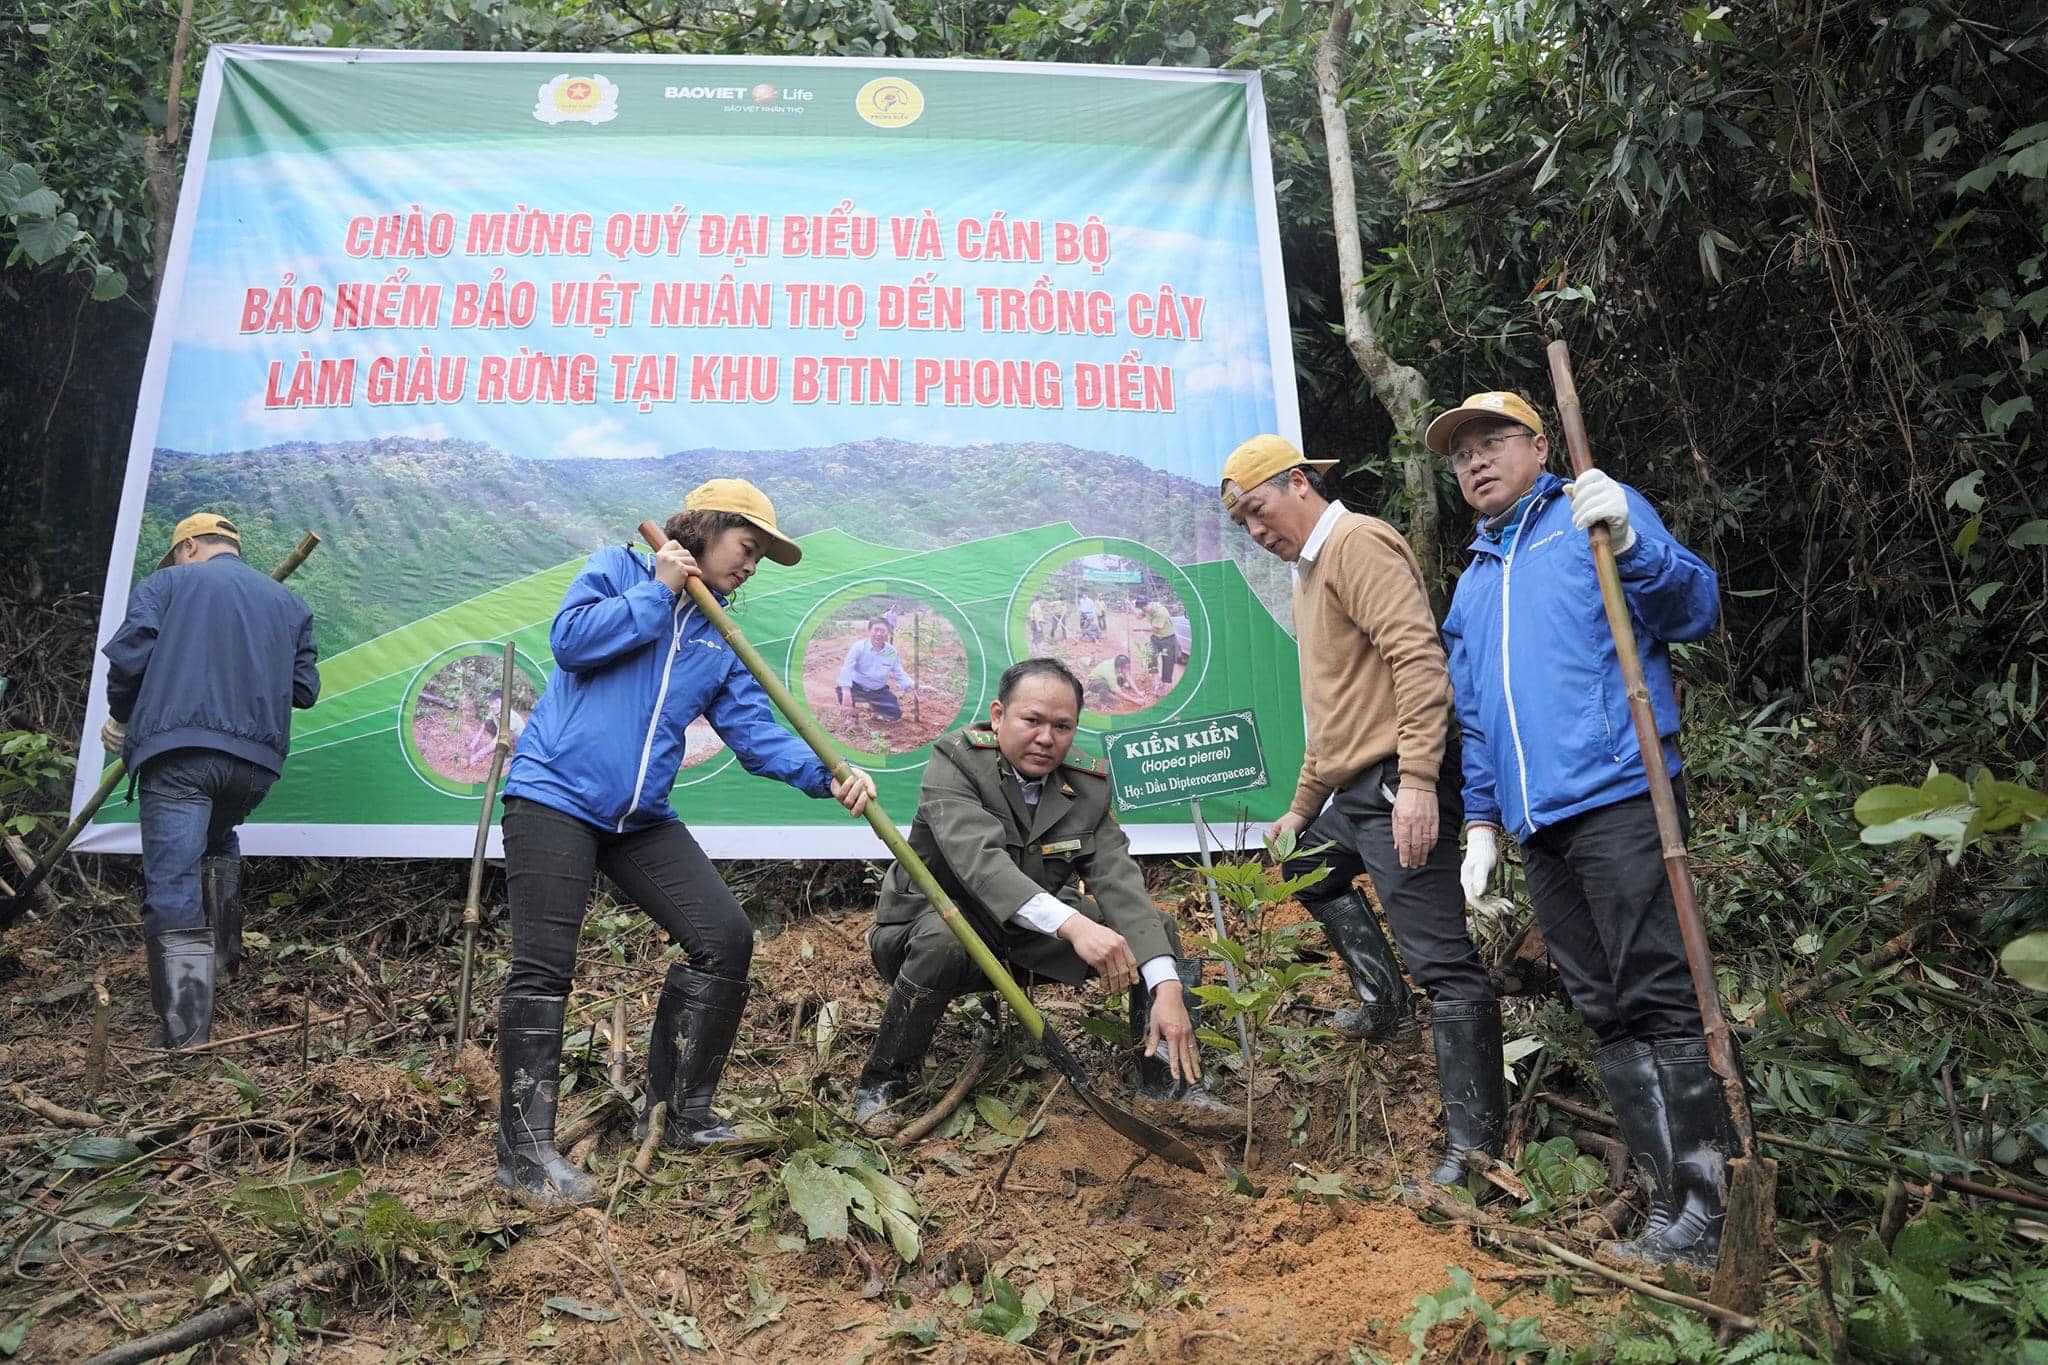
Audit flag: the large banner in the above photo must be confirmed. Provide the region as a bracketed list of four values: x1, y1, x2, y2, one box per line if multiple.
[75, 47, 1305, 858]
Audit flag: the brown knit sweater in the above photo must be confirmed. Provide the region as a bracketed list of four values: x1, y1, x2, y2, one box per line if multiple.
[1289, 510, 1453, 818]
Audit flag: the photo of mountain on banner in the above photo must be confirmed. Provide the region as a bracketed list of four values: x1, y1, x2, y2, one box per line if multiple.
[135, 439, 1292, 653]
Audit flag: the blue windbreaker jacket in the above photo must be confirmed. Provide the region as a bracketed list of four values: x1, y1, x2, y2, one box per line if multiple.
[503, 546, 833, 831]
[1441, 472, 1719, 838]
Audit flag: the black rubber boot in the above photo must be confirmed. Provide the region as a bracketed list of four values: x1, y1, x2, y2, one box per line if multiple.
[1310, 889, 1417, 1042]
[203, 855, 244, 978]
[1593, 1039, 1674, 1259]
[1419, 999, 1506, 1185]
[643, 965, 752, 1148]
[851, 971, 954, 1136]
[1130, 957, 1243, 1136]
[147, 928, 216, 1049]
[494, 995, 601, 1210]
[1608, 1037, 1740, 1271]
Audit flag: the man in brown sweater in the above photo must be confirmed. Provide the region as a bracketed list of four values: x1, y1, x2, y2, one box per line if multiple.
[1221, 434, 1503, 1191]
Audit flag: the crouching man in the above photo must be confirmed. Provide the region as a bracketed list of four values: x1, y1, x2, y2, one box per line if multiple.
[852, 659, 1238, 1135]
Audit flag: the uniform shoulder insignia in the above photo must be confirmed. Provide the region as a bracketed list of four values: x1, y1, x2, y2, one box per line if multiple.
[1060, 751, 1108, 777]
[963, 728, 1000, 749]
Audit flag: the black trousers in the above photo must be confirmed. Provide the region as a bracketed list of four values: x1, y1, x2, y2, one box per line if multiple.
[1286, 755, 1495, 1004]
[501, 798, 753, 998]
[1521, 775, 1702, 1045]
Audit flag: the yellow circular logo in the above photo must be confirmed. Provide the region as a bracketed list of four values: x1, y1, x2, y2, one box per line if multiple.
[855, 77, 924, 129]
[553, 77, 605, 116]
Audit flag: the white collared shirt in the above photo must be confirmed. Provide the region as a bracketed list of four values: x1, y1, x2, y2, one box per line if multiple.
[1007, 770, 1175, 992]
[1291, 498, 1348, 585]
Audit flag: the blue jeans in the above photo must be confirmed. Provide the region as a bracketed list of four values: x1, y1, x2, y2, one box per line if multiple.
[138, 749, 274, 937]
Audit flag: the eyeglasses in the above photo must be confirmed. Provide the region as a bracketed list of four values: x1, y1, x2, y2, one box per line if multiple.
[1448, 430, 1533, 473]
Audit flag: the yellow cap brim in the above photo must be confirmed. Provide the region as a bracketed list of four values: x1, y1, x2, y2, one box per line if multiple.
[740, 514, 802, 566]
[1424, 407, 1489, 456]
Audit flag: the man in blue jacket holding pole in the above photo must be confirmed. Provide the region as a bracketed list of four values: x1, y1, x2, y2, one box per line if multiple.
[1432, 391, 1732, 1270]
[101, 512, 321, 1048]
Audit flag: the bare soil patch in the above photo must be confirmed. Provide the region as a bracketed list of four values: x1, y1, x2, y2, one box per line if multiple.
[2, 877, 1594, 1362]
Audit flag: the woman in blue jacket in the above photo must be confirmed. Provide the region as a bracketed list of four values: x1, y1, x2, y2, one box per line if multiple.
[494, 478, 873, 1209]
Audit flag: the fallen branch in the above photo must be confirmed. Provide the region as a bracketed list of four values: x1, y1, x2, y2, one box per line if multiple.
[632, 1102, 667, 1177]
[893, 1047, 992, 1147]
[1777, 921, 1933, 1009]
[555, 1090, 632, 1154]
[122, 990, 441, 1056]
[1414, 1189, 1759, 1333]
[82, 1257, 354, 1365]
[10, 1084, 100, 1128]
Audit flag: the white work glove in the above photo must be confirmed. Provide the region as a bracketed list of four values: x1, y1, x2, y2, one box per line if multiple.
[1566, 468, 1636, 553]
[1460, 825, 1499, 908]
[100, 716, 126, 754]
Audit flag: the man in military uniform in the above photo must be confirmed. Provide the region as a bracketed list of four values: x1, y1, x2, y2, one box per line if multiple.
[852, 658, 1237, 1135]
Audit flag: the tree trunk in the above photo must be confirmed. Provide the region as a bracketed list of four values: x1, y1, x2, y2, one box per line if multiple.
[1313, 0, 1441, 592]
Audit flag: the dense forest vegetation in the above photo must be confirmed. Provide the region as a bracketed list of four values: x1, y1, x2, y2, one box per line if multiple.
[4, 2, 2046, 1360]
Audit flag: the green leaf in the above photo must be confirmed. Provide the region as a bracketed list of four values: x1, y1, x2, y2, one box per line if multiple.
[1853, 772, 1969, 827]
[544, 1296, 622, 1322]
[2011, 140, 2048, 180]
[15, 211, 80, 265]
[968, 1275, 1037, 1342]
[54, 1135, 141, 1169]
[973, 1093, 1025, 1136]
[2001, 932, 2048, 992]
[0, 1314, 29, 1356]
[1943, 471, 1985, 513]
[1955, 158, 2006, 195]
[1223, 1163, 1267, 1197]
[1983, 394, 2034, 436]
[1967, 581, 2004, 611]
[657, 1311, 708, 1348]
[2009, 519, 2048, 547]
[217, 1058, 264, 1105]
[1953, 513, 1981, 559]
[780, 1151, 855, 1242]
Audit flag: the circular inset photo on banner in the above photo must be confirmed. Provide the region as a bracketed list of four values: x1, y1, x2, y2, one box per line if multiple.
[792, 582, 983, 768]
[1010, 542, 1204, 722]
[398, 644, 547, 797]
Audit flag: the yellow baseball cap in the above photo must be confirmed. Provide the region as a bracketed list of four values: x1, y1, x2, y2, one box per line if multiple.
[1219, 434, 1337, 511]
[1423, 391, 1546, 456]
[683, 478, 802, 566]
[158, 511, 241, 568]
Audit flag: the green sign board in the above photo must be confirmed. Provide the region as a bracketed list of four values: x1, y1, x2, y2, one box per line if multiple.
[1104, 710, 1269, 812]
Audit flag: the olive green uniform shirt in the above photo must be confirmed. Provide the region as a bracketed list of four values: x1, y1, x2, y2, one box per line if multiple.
[872, 725, 1177, 983]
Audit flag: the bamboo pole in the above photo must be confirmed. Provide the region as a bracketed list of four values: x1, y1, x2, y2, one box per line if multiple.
[1546, 341, 1776, 1314]
[454, 644, 518, 1052]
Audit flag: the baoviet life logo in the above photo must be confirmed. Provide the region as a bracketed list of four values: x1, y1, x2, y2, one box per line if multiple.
[855, 77, 924, 128]
[534, 74, 619, 125]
